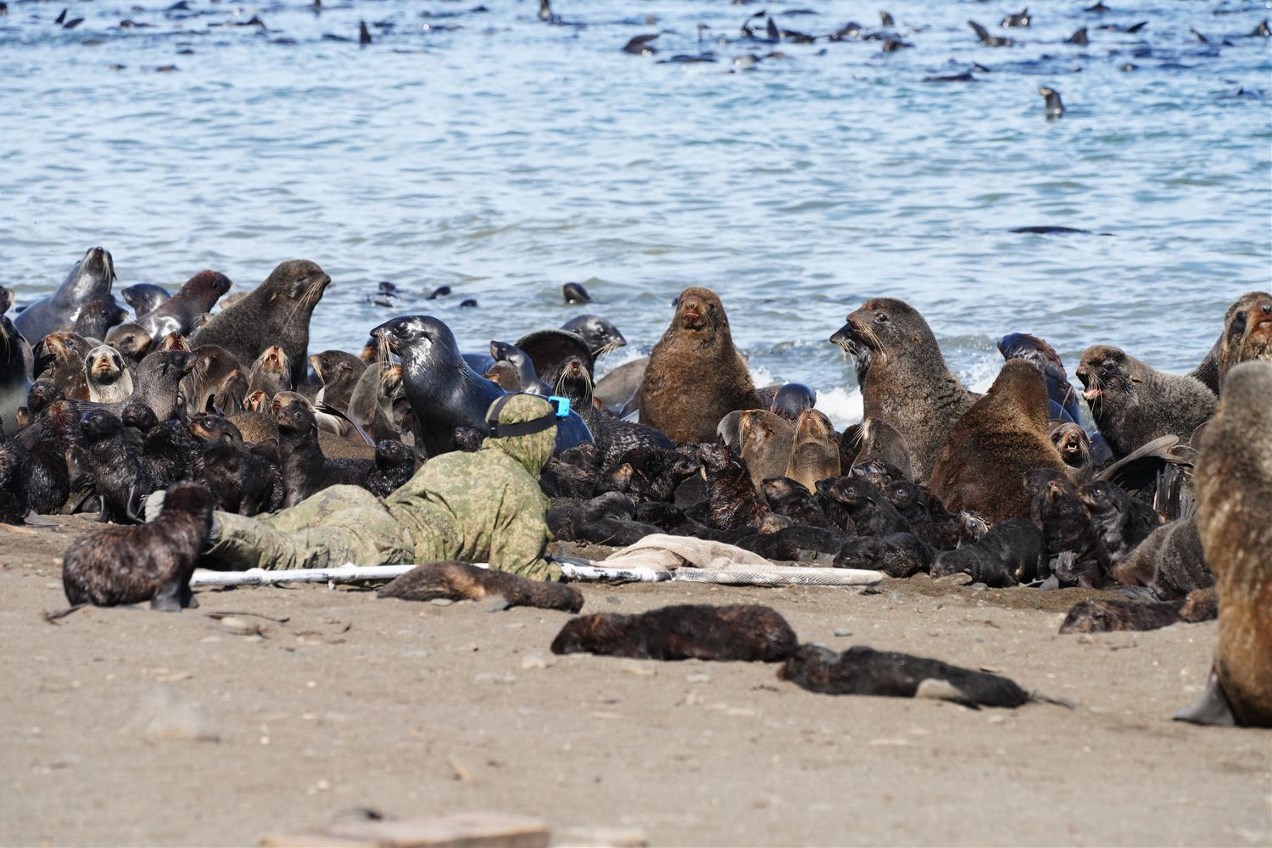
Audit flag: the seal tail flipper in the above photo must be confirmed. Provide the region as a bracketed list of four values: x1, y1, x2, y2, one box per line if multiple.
[1173, 667, 1237, 726]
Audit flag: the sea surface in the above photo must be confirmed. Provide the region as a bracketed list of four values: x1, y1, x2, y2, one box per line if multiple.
[3, 0, 1269, 425]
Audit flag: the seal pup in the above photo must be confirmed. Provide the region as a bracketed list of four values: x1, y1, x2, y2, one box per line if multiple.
[1076, 344, 1216, 460]
[33, 331, 92, 400]
[61, 481, 215, 611]
[551, 604, 798, 662]
[84, 344, 134, 404]
[779, 644, 1031, 708]
[136, 269, 231, 340]
[273, 392, 374, 506]
[0, 312, 33, 433]
[834, 533, 933, 578]
[1178, 362, 1272, 726]
[1061, 588, 1217, 634]
[379, 560, 583, 612]
[104, 322, 153, 364]
[639, 287, 760, 444]
[830, 298, 971, 482]
[931, 518, 1045, 587]
[14, 246, 116, 344]
[121, 283, 171, 317]
[784, 408, 840, 491]
[247, 345, 293, 397]
[929, 360, 1068, 523]
[189, 260, 330, 389]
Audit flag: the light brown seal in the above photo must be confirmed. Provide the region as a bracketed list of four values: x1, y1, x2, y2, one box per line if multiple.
[784, 408, 840, 491]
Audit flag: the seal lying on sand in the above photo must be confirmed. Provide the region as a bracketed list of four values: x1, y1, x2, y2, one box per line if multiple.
[378, 561, 583, 612]
[551, 604, 797, 662]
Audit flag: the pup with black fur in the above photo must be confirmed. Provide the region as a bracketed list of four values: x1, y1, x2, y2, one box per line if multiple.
[931, 518, 1045, 587]
[1060, 587, 1217, 634]
[273, 392, 373, 506]
[834, 533, 933, 578]
[379, 560, 583, 612]
[696, 442, 770, 530]
[551, 604, 797, 662]
[61, 481, 215, 611]
[778, 644, 1031, 708]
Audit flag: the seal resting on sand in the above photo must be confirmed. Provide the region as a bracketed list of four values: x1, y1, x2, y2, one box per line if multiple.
[378, 561, 583, 612]
[551, 604, 797, 662]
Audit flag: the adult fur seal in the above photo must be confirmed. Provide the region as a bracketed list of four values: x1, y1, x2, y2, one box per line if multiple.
[1076, 345, 1216, 460]
[830, 298, 972, 481]
[136, 269, 232, 340]
[61, 480, 215, 611]
[1178, 362, 1272, 727]
[929, 360, 1069, 523]
[0, 313, 32, 433]
[14, 247, 116, 344]
[560, 314, 627, 359]
[551, 604, 797, 662]
[639, 287, 760, 444]
[370, 315, 592, 457]
[1190, 291, 1272, 394]
[379, 560, 584, 612]
[189, 260, 330, 388]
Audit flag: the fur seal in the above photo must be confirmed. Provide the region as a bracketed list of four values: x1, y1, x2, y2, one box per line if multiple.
[514, 328, 594, 386]
[697, 442, 770, 530]
[71, 297, 128, 341]
[0, 313, 32, 433]
[830, 298, 972, 481]
[1197, 291, 1272, 391]
[779, 644, 1031, 708]
[84, 344, 134, 404]
[273, 392, 373, 506]
[1076, 345, 1216, 460]
[34, 331, 92, 400]
[931, 518, 1045, 587]
[639, 287, 760, 444]
[61, 481, 214, 611]
[136, 269, 231, 340]
[490, 340, 550, 395]
[1038, 86, 1065, 118]
[1050, 421, 1092, 479]
[997, 332, 1081, 424]
[1179, 362, 1272, 726]
[120, 283, 171, 317]
[560, 314, 626, 358]
[561, 282, 590, 304]
[0, 431, 28, 523]
[379, 560, 583, 612]
[370, 315, 592, 457]
[181, 345, 245, 415]
[929, 360, 1069, 523]
[593, 356, 647, 414]
[14, 246, 116, 344]
[844, 417, 914, 481]
[311, 350, 366, 411]
[104, 322, 153, 364]
[551, 604, 797, 662]
[768, 382, 816, 421]
[1060, 588, 1217, 634]
[784, 408, 840, 491]
[247, 345, 293, 397]
[834, 533, 933, 578]
[736, 409, 794, 492]
[189, 260, 330, 388]
[554, 355, 671, 469]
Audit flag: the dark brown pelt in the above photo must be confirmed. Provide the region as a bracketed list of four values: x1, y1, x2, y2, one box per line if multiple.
[550, 604, 797, 662]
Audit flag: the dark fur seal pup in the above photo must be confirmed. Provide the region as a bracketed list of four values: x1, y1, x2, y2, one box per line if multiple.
[84, 344, 133, 404]
[61, 481, 214, 611]
[779, 644, 1030, 708]
[14, 246, 116, 343]
[366, 439, 417, 497]
[121, 283, 171, 317]
[371, 315, 592, 457]
[34, 331, 92, 399]
[931, 519, 1045, 587]
[379, 560, 583, 612]
[930, 360, 1068, 523]
[551, 604, 798, 662]
[104, 322, 153, 364]
[71, 408, 153, 523]
[1179, 362, 1272, 726]
[1026, 468, 1105, 587]
[548, 492, 661, 547]
[883, 480, 961, 551]
[762, 477, 828, 527]
[311, 349, 366, 411]
[830, 298, 972, 481]
[1079, 480, 1162, 567]
[72, 297, 129, 341]
[784, 409, 840, 491]
[639, 287, 761, 444]
[16, 398, 78, 514]
[1060, 587, 1217, 634]
[997, 332, 1081, 424]
[136, 270, 231, 341]
[0, 433, 29, 524]
[834, 533, 933, 578]
[560, 314, 626, 360]
[1191, 292, 1272, 394]
[196, 432, 284, 516]
[273, 393, 374, 506]
[189, 260, 330, 388]
[816, 475, 908, 537]
[616, 444, 701, 503]
[697, 442, 770, 530]
[247, 345, 293, 396]
[0, 313, 32, 433]
[1076, 345, 1216, 460]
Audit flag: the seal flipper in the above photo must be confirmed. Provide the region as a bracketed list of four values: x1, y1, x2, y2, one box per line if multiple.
[1174, 668, 1237, 726]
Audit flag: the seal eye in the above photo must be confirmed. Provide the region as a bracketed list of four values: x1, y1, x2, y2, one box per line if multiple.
[874, 312, 889, 324]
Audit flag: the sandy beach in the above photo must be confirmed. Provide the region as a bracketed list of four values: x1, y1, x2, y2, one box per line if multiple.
[1, 516, 1268, 847]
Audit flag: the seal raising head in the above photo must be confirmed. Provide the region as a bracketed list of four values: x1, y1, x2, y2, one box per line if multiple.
[638, 287, 761, 444]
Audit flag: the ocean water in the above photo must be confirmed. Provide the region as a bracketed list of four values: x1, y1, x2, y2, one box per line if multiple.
[2, 0, 1269, 426]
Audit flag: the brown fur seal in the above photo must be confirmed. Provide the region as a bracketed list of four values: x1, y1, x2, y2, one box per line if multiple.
[830, 298, 972, 481]
[136, 270, 231, 341]
[104, 322, 153, 364]
[189, 260, 330, 388]
[1215, 292, 1272, 382]
[379, 561, 583, 612]
[778, 644, 1031, 708]
[247, 345, 293, 397]
[845, 417, 914, 481]
[1076, 344, 1216, 460]
[1060, 587, 1217, 634]
[61, 481, 215, 611]
[638, 287, 761, 444]
[311, 349, 366, 411]
[550, 604, 797, 662]
[1190, 292, 1272, 394]
[1180, 361, 1272, 727]
[84, 344, 133, 404]
[182, 344, 245, 414]
[929, 360, 1069, 523]
[1050, 421, 1092, 480]
[736, 409, 794, 492]
[784, 408, 840, 491]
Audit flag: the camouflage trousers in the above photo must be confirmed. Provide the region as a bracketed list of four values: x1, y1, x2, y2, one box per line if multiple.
[202, 485, 415, 571]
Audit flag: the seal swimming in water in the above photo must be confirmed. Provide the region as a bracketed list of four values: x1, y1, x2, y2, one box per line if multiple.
[61, 480, 215, 611]
[639, 287, 761, 444]
[14, 247, 116, 344]
[370, 315, 592, 457]
[551, 604, 797, 662]
[1177, 362, 1272, 727]
[830, 298, 972, 482]
[189, 260, 330, 389]
[379, 560, 583, 612]
[560, 314, 626, 359]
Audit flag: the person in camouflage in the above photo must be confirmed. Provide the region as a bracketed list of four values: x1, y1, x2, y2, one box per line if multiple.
[201, 393, 560, 579]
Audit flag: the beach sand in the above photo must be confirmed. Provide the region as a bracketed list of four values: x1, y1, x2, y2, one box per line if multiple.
[2, 517, 1268, 847]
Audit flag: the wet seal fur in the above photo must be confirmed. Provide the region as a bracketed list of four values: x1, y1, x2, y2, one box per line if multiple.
[15, 247, 116, 344]
[779, 644, 1031, 708]
[1178, 361, 1272, 727]
[551, 603, 797, 662]
[61, 481, 215, 611]
[378, 561, 583, 612]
